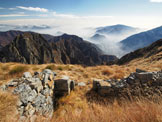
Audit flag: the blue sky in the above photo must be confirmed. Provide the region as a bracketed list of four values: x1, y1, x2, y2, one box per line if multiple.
[0, 0, 162, 35]
[1, 0, 162, 16]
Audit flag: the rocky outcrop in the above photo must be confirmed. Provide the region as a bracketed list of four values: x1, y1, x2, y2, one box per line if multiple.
[0, 69, 76, 120]
[50, 34, 117, 65]
[118, 39, 162, 65]
[93, 69, 162, 99]
[6, 70, 56, 118]
[0, 33, 54, 64]
[100, 55, 118, 65]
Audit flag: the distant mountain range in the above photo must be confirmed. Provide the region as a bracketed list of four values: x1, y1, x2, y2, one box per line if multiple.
[89, 24, 140, 57]
[1, 24, 162, 65]
[96, 24, 138, 36]
[0, 31, 118, 65]
[120, 26, 162, 52]
[90, 34, 106, 41]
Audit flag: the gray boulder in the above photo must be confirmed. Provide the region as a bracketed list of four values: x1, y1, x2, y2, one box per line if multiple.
[23, 72, 32, 78]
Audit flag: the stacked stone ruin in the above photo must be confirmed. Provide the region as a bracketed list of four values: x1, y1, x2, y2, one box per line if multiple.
[0, 69, 75, 120]
[93, 69, 162, 99]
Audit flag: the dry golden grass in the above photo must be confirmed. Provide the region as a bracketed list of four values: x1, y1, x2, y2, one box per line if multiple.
[0, 91, 17, 122]
[0, 56, 162, 122]
[51, 99, 162, 122]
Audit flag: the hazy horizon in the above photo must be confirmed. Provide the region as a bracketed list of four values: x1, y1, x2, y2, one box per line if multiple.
[0, 0, 162, 36]
[1, 0, 162, 57]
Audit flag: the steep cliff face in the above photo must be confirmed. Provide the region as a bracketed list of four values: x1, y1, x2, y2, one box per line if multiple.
[50, 34, 105, 65]
[118, 39, 162, 65]
[0, 33, 54, 64]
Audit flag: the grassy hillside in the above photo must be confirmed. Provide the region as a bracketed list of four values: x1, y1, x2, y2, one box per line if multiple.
[0, 56, 162, 122]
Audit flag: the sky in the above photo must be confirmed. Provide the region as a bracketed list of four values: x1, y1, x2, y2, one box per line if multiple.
[0, 0, 162, 36]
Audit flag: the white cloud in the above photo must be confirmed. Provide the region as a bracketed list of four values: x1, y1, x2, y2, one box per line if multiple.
[53, 12, 79, 18]
[0, 14, 28, 17]
[9, 8, 17, 10]
[150, 0, 162, 2]
[52, 12, 113, 19]
[0, 7, 4, 9]
[16, 6, 48, 12]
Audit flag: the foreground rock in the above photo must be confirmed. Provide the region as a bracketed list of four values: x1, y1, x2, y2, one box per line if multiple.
[54, 76, 75, 96]
[12, 70, 55, 118]
[93, 69, 162, 99]
[0, 69, 77, 121]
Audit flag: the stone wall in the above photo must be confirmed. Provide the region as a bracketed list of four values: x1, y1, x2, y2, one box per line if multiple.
[93, 69, 162, 99]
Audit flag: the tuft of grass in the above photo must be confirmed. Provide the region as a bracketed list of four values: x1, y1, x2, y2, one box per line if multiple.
[52, 99, 162, 122]
[9, 65, 28, 76]
[1, 65, 10, 71]
[45, 64, 56, 70]
[57, 66, 63, 71]
[102, 68, 113, 76]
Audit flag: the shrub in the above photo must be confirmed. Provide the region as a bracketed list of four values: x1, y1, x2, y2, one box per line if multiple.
[9, 66, 27, 76]
[45, 65, 56, 70]
[57, 66, 63, 71]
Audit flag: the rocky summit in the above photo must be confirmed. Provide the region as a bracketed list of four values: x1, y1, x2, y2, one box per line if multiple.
[50, 34, 117, 65]
[93, 69, 162, 99]
[0, 33, 54, 64]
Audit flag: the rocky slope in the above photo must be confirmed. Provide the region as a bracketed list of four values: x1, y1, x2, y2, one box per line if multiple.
[50, 34, 118, 65]
[121, 26, 162, 52]
[0, 33, 117, 65]
[118, 39, 162, 65]
[0, 33, 54, 64]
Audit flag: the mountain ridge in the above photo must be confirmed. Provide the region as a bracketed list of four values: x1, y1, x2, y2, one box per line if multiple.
[120, 26, 162, 52]
[118, 39, 162, 65]
[0, 32, 118, 65]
